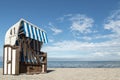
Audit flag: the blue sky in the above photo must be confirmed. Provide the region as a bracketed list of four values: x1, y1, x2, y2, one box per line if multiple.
[0, 0, 120, 61]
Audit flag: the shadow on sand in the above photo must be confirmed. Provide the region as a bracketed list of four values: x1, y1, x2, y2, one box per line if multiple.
[47, 70, 55, 73]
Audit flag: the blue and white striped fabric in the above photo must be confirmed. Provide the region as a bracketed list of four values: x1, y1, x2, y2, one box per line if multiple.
[20, 21, 48, 43]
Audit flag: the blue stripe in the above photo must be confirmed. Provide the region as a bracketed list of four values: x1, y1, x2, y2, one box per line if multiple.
[44, 32, 48, 43]
[31, 25, 35, 39]
[42, 32, 46, 43]
[26, 23, 31, 38]
[46, 33, 48, 43]
[24, 22, 29, 37]
[35, 28, 39, 40]
[33, 27, 37, 40]
[21, 21, 26, 34]
[38, 30, 42, 41]
[28, 24, 33, 39]
[20, 21, 48, 43]
[36, 29, 41, 41]
[42, 31, 46, 43]
[40, 31, 44, 42]
[43, 32, 48, 43]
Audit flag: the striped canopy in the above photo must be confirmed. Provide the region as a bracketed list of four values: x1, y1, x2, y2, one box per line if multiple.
[19, 21, 48, 43]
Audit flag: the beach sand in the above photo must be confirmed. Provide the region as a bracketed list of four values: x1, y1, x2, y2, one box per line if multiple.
[0, 68, 120, 80]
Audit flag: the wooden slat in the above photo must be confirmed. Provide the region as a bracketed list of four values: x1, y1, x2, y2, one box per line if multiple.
[23, 38, 27, 57]
[27, 39, 32, 64]
[16, 47, 20, 74]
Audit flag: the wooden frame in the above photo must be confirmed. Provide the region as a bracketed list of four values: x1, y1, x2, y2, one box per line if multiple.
[3, 45, 20, 75]
[3, 42, 47, 75]
[3, 35, 48, 75]
[18, 36, 47, 74]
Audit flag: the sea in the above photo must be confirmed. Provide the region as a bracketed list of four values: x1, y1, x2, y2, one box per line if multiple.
[0, 61, 120, 68]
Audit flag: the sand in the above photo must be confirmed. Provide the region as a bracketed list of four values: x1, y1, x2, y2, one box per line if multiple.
[1, 68, 120, 80]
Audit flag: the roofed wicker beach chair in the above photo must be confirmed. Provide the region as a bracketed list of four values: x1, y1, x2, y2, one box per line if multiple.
[3, 19, 48, 75]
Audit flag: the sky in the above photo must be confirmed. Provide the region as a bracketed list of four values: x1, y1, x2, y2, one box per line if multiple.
[0, 0, 120, 61]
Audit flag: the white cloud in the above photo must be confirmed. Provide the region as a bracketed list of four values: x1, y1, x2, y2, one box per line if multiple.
[48, 22, 62, 35]
[72, 35, 92, 41]
[50, 27, 62, 35]
[55, 14, 96, 40]
[82, 36, 92, 41]
[104, 9, 120, 35]
[42, 40, 93, 52]
[93, 52, 117, 57]
[43, 39, 120, 60]
[64, 14, 72, 17]
[104, 20, 120, 34]
[43, 12, 120, 61]
[42, 39, 120, 55]
[56, 14, 72, 22]
[49, 39, 54, 43]
[70, 14, 94, 34]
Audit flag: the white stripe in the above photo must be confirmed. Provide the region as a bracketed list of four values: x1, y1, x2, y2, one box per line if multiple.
[24, 22, 29, 37]
[40, 31, 44, 42]
[36, 29, 40, 41]
[28, 24, 33, 39]
[8, 47, 11, 74]
[43, 32, 47, 43]
[33, 27, 37, 40]
[12, 50, 16, 74]
[42, 64, 45, 73]
[4, 47, 7, 74]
